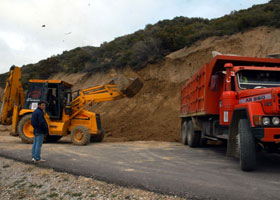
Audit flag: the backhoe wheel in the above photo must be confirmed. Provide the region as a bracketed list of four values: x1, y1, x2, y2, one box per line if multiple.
[18, 114, 34, 144]
[90, 130, 104, 142]
[71, 125, 90, 145]
[181, 120, 188, 145]
[238, 119, 257, 171]
[187, 121, 201, 147]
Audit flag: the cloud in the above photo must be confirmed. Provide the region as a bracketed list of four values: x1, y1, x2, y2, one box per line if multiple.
[0, 31, 26, 51]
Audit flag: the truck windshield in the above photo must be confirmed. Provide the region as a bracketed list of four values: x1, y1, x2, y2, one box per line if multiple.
[237, 70, 280, 89]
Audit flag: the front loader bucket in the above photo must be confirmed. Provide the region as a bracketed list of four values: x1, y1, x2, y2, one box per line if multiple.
[112, 75, 143, 98]
[121, 77, 143, 98]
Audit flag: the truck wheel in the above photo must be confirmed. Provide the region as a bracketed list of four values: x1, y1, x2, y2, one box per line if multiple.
[18, 114, 34, 144]
[90, 130, 104, 142]
[45, 135, 62, 143]
[238, 119, 257, 171]
[71, 125, 90, 145]
[187, 121, 201, 147]
[181, 121, 188, 145]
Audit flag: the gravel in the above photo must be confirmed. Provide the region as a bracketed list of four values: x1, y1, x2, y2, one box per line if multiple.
[0, 156, 186, 200]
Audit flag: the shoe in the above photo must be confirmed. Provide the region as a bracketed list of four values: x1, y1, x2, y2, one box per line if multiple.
[32, 159, 46, 163]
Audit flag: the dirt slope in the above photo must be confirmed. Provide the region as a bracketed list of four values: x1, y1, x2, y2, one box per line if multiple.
[49, 26, 280, 142]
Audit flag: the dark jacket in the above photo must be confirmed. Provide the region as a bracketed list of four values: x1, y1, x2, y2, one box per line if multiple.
[31, 107, 48, 135]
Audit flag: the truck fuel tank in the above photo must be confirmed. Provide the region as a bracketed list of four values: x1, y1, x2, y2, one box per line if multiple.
[219, 91, 238, 125]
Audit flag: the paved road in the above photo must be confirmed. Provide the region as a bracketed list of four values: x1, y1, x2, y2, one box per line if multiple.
[1, 134, 280, 200]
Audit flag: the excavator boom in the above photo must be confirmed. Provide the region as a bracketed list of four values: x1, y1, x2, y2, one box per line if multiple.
[69, 77, 142, 119]
[71, 77, 142, 109]
[0, 66, 24, 125]
[71, 84, 123, 108]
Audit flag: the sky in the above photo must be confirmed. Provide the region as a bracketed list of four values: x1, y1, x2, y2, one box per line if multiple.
[0, 0, 269, 73]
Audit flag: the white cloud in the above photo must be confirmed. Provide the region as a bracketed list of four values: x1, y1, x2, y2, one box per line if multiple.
[0, 0, 269, 73]
[0, 31, 26, 51]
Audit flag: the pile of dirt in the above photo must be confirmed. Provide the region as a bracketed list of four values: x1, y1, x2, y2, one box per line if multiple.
[46, 26, 280, 142]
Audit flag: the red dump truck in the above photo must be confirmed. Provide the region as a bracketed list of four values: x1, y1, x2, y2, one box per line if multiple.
[180, 55, 280, 171]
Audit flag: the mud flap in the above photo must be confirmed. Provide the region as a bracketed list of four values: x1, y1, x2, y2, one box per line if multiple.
[227, 131, 238, 157]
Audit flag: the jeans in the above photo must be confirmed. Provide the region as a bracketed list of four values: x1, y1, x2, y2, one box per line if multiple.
[32, 134, 44, 161]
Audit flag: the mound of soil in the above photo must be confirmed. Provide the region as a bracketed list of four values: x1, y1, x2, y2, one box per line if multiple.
[30, 27, 280, 142]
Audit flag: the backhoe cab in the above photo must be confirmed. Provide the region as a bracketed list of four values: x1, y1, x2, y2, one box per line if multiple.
[24, 80, 72, 119]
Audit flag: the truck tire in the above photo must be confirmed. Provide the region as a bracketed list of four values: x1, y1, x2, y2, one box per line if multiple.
[181, 121, 188, 145]
[90, 130, 104, 142]
[18, 114, 34, 144]
[238, 119, 257, 171]
[45, 135, 62, 143]
[187, 121, 201, 147]
[71, 125, 90, 145]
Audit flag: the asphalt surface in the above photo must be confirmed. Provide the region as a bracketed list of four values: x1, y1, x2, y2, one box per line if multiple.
[1, 134, 280, 200]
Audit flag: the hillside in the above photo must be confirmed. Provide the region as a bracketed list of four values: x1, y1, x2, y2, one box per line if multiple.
[1, 0, 280, 88]
[48, 26, 280, 142]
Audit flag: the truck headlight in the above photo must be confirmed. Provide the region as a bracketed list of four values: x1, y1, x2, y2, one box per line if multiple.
[272, 117, 280, 125]
[263, 117, 270, 125]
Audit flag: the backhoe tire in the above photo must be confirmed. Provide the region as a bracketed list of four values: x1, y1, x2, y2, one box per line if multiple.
[90, 130, 104, 142]
[181, 120, 188, 145]
[238, 119, 257, 171]
[18, 114, 34, 144]
[71, 125, 90, 145]
[187, 121, 201, 147]
[45, 135, 62, 143]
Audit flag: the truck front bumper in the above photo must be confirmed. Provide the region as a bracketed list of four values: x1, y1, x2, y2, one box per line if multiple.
[252, 127, 280, 142]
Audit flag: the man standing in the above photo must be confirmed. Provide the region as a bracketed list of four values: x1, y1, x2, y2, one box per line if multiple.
[31, 101, 48, 162]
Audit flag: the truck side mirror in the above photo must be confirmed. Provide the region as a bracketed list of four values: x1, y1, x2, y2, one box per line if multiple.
[210, 75, 218, 91]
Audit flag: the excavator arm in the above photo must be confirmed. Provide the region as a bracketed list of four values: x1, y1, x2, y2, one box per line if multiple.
[70, 77, 142, 119]
[71, 84, 124, 108]
[0, 66, 24, 135]
[0, 66, 24, 124]
[70, 84, 125, 119]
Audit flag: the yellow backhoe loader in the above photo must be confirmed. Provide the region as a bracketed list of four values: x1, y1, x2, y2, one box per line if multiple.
[0, 66, 142, 145]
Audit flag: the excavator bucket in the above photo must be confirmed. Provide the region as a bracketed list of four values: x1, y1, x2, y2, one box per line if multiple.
[121, 77, 143, 98]
[111, 75, 143, 98]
